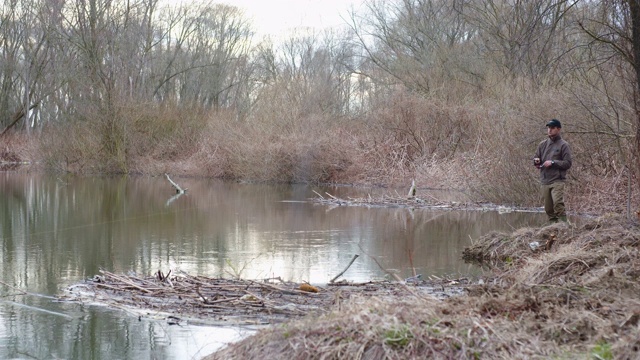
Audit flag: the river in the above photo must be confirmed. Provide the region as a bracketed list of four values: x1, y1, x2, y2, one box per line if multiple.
[0, 172, 546, 359]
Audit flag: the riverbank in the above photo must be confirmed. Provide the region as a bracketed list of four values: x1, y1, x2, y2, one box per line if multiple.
[5, 130, 640, 358]
[2, 95, 638, 217]
[205, 215, 639, 359]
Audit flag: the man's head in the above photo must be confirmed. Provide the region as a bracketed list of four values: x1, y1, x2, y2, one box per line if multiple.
[546, 119, 561, 137]
[546, 119, 561, 128]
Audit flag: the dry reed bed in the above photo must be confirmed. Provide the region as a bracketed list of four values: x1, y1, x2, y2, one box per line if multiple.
[208, 215, 640, 359]
[60, 270, 468, 327]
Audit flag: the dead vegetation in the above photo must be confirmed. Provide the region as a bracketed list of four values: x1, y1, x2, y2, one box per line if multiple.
[206, 215, 640, 360]
[311, 191, 541, 214]
[60, 269, 468, 327]
[4, 88, 639, 214]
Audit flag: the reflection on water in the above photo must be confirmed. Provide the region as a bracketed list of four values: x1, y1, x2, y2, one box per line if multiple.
[0, 173, 547, 359]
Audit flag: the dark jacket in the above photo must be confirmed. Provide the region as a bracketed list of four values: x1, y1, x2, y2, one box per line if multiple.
[535, 135, 572, 185]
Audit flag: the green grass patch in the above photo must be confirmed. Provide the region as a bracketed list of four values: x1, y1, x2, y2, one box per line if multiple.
[383, 325, 413, 348]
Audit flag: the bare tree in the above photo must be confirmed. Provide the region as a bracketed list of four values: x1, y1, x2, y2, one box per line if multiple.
[0, 1, 26, 133]
[149, 3, 252, 109]
[578, 0, 640, 172]
[348, 1, 479, 93]
[460, 0, 579, 84]
[250, 29, 358, 123]
[0, 0, 60, 136]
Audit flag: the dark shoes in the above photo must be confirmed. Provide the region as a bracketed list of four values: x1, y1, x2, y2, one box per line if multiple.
[549, 216, 568, 224]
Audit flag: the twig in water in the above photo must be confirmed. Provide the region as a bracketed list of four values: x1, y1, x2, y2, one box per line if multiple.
[325, 192, 339, 200]
[1, 299, 74, 319]
[195, 286, 208, 303]
[330, 254, 359, 283]
[357, 243, 436, 300]
[312, 190, 325, 200]
[0, 280, 56, 299]
[165, 173, 187, 194]
[100, 270, 153, 293]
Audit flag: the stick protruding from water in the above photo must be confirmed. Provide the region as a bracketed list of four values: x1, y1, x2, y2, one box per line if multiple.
[330, 254, 359, 283]
[165, 173, 187, 194]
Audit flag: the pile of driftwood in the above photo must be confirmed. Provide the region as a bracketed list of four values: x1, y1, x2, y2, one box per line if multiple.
[313, 192, 458, 209]
[61, 269, 468, 326]
[311, 190, 540, 213]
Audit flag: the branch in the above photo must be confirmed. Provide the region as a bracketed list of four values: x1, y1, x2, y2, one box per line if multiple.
[330, 254, 359, 283]
[568, 130, 634, 138]
[577, 21, 634, 65]
[165, 173, 187, 194]
[0, 103, 39, 137]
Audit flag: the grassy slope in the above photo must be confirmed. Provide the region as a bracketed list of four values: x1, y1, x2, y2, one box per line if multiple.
[206, 215, 639, 360]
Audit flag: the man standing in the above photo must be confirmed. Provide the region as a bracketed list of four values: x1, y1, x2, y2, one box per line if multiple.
[534, 119, 572, 223]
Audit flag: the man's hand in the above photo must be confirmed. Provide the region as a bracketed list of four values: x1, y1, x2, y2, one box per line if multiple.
[542, 160, 554, 167]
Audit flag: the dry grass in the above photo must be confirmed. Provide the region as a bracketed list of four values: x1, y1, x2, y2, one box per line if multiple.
[207, 215, 640, 360]
[1, 132, 35, 163]
[4, 84, 639, 213]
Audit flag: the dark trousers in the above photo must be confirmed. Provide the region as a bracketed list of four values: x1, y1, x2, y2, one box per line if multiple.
[541, 182, 565, 222]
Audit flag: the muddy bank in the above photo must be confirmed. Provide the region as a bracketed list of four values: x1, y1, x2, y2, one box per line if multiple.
[207, 215, 640, 360]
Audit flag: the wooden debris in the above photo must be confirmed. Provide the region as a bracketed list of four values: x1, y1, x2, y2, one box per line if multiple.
[60, 270, 470, 325]
[165, 173, 187, 194]
[545, 234, 556, 250]
[329, 254, 359, 283]
[311, 193, 542, 213]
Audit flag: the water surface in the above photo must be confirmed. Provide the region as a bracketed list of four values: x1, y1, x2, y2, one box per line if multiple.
[0, 173, 546, 359]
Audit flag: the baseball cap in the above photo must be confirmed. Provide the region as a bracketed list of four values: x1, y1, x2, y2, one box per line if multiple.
[546, 119, 561, 128]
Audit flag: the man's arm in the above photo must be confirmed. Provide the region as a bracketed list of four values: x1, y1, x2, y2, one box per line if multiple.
[534, 141, 543, 159]
[555, 143, 572, 170]
[534, 141, 544, 167]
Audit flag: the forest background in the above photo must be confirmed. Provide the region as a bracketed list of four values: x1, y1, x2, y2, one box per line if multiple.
[1, 0, 639, 216]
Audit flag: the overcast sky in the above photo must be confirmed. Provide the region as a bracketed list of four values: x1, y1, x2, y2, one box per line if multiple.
[218, 0, 365, 38]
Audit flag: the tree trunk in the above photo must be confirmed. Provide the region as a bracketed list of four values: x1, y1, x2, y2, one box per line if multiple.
[0, 103, 38, 137]
[629, 0, 640, 172]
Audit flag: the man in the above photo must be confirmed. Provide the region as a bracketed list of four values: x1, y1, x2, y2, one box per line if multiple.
[533, 119, 572, 223]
